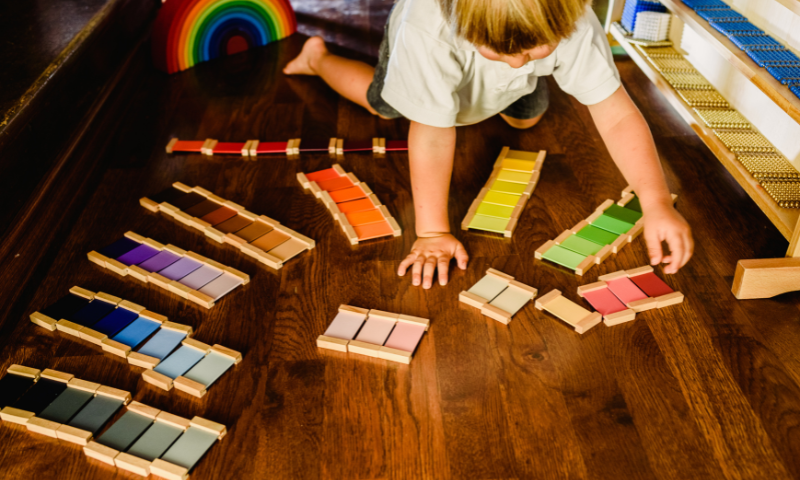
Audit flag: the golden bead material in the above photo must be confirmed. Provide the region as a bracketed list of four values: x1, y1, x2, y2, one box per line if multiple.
[694, 108, 751, 129]
[761, 181, 800, 208]
[714, 131, 776, 153]
[737, 153, 800, 180]
[649, 57, 697, 73]
[662, 72, 714, 90]
[636, 44, 683, 58]
[676, 89, 729, 107]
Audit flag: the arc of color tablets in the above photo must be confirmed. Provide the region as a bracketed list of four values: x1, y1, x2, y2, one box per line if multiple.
[461, 147, 546, 238]
[30, 287, 241, 394]
[535, 290, 603, 334]
[458, 268, 538, 324]
[576, 266, 684, 326]
[140, 183, 314, 270]
[0, 365, 226, 478]
[316, 305, 430, 364]
[535, 186, 678, 275]
[298, 164, 402, 244]
[166, 136, 407, 157]
[87, 231, 249, 308]
[603, 266, 685, 310]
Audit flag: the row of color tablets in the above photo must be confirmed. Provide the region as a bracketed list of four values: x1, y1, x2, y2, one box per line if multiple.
[1, 366, 132, 446]
[458, 268, 538, 324]
[140, 182, 314, 269]
[535, 188, 650, 275]
[577, 265, 684, 326]
[0, 364, 226, 479]
[88, 231, 248, 308]
[316, 306, 429, 364]
[462, 147, 545, 237]
[32, 286, 181, 358]
[298, 164, 402, 243]
[85, 405, 225, 480]
[165, 137, 407, 157]
[30, 286, 243, 397]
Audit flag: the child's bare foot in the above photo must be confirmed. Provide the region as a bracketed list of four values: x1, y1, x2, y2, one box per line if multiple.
[283, 36, 328, 75]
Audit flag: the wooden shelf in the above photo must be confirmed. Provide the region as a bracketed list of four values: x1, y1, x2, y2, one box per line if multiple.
[657, 0, 800, 124]
[775, 0, 800, 17]
[611, 24, 799, 241]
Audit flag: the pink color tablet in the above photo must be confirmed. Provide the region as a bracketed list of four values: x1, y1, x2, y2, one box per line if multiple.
[383, 322, 426, 353]
[606, 277, 649, 305]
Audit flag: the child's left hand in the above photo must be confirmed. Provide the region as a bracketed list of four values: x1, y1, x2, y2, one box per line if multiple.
[642, 203, 694, 274]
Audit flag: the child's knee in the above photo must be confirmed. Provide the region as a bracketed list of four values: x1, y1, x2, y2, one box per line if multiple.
[500, 112, 544, 129]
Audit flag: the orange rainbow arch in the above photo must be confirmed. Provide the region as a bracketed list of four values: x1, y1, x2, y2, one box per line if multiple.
[152, 0, 297, 74]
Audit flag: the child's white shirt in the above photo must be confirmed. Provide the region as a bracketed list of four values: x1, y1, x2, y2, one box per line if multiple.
[380, 0, 622, 127]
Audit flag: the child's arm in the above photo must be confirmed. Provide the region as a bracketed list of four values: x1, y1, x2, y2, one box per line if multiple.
[397, 121, 469, 288]
[587, 86, 694, 273]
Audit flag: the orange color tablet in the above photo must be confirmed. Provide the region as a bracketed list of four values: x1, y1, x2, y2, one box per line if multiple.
[345, 208, 384, 226]
[337, 198, 376, 214]
[306, 168, 342, 183]
[330, 186, 367, 203]
[354, 220, 394, 240]
[316, 176, 354, 192]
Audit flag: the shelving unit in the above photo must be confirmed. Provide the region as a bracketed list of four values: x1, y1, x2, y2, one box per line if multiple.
[607, 11, 800, 299]
[610, 24, 799, 241]
[656, 0, 800, 124]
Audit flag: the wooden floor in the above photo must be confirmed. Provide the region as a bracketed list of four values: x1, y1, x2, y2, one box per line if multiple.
[1, 1, 800, 478]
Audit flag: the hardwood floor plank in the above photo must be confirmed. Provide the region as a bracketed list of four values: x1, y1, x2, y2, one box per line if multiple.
[601, 321, 726, 480]
[647, 302, 792, 479]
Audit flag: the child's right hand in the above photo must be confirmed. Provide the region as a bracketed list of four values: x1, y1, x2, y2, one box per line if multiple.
[642, 203, 694, 274]
[397, 234, 469, 289]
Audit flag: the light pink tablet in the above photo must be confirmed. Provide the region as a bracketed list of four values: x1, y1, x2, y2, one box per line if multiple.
[323, 311, 367, 340]
[355, 317, 396, 345]
[383, 322, 426, 353]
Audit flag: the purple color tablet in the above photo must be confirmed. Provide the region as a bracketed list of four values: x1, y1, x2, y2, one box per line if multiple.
[138, 250, 181, 273]
[116, 244, 160, 266]
[178, 265, 223, 290]
[158, 257, 203, 281]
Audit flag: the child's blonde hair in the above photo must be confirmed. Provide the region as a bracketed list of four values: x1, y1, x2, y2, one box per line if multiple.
[438, 0, 590, 54]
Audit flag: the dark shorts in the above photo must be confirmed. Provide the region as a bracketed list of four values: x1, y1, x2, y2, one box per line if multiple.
[366, 23, 550, 121]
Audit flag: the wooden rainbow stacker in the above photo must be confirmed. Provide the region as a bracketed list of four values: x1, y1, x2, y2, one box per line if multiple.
[462, 147, 545, 237]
